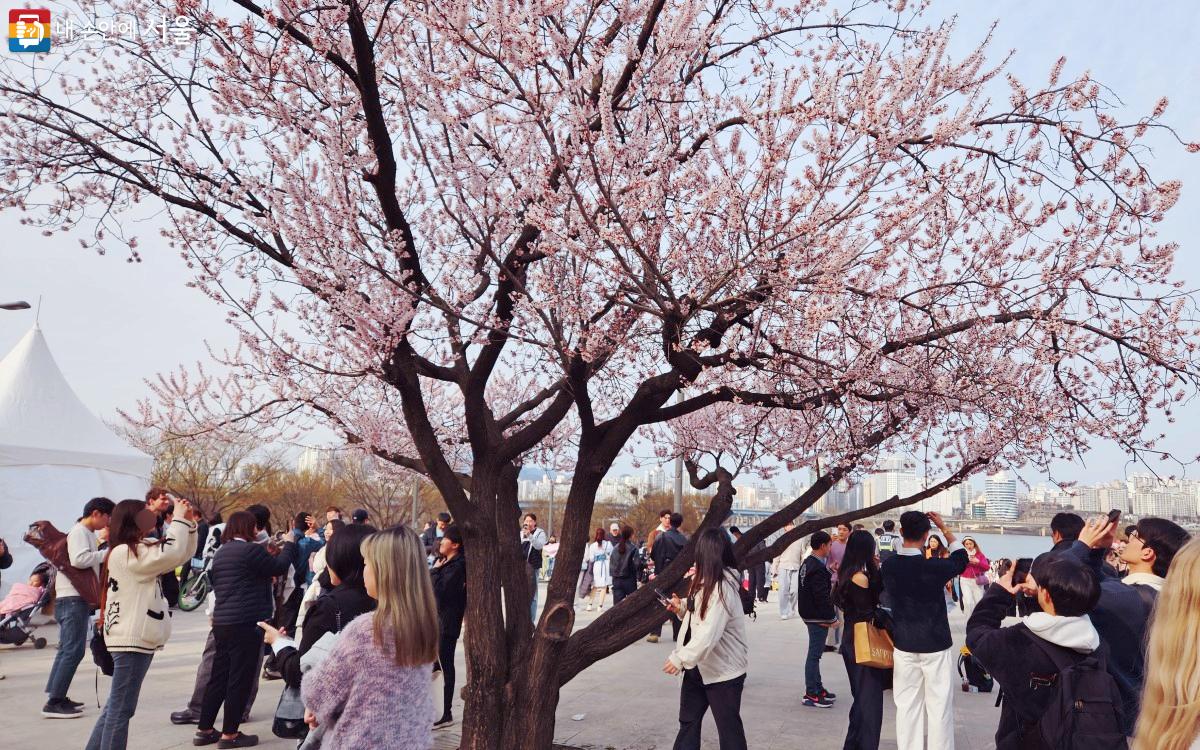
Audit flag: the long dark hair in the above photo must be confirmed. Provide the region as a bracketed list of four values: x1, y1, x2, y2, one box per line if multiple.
[617, 524, 633, 554]
[326, 523, 374, 590]
[688, 528, 738, 618]
[926, 534, 947, 558]
[108, 499, 156, 558]
[834, 530, 879, 608]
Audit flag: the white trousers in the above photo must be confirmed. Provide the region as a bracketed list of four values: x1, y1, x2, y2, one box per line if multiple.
[778, 569, 799, 616]
[959, 578, 984, 620]
[893, 647, 955, 750]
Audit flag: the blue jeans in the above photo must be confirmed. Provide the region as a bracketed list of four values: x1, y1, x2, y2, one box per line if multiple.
[529, 564, 540, 622]
[85, 652, 154, 750]
[805, 623, 826, 695]
[45, 595, 90, 701]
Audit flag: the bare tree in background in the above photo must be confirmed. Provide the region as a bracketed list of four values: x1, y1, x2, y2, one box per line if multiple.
[121, 425, 284, 519]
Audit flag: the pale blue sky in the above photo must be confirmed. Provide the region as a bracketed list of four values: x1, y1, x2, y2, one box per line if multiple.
[2, 1, 1197, 487]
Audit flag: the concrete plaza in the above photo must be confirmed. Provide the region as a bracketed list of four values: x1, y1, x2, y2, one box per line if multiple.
[0, 585, 1000, 749]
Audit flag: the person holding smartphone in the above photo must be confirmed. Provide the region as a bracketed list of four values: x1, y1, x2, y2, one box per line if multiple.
[661, 528, 749, 750]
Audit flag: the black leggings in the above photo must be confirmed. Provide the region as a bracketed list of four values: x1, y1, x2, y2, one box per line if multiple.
[438, 625, 462, 719]
[199, 623, 263, 735]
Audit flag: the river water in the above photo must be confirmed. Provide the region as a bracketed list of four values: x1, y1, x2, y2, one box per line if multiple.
[942, 530, 1054, 562]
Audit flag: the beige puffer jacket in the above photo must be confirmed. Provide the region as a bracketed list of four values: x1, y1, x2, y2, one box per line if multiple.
[101, 519, 197, 654]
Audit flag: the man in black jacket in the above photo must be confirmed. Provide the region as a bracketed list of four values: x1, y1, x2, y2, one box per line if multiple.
[422, 512, 451, 556]
[1062, 515, 1191, 735]
[966, 557, 1107, 749]
[1049, 512, 1085, 550]
[647, 512, 687, 643]
[797, 530, 836, 708]
[881, 511, 968, 750]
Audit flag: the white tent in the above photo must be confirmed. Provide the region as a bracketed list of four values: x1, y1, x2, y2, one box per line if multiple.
[0, 326, 152, 590]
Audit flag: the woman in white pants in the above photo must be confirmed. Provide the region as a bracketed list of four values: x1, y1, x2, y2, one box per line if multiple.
[957, 537, 990, 619]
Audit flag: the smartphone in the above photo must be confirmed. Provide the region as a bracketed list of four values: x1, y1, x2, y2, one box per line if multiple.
[1012, 557, 1033, 586]
[655, 590, 673, 607]
[1107, 508, 1122, 525]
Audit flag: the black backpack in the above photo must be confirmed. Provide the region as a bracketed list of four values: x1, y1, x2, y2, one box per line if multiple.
[958, 648, 994, 693]
[1025, 639, 1127, 750]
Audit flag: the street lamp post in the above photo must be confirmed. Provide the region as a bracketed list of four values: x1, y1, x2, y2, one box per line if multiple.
[1, 301, 31, 310]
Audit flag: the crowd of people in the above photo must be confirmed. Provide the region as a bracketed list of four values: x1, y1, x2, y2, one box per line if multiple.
[9, 489, 1200, 750]
[16, 492, 465, 750]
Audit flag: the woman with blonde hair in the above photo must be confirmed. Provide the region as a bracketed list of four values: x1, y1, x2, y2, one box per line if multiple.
[302, 525, 439, 749]
[1133, 538, 1200, 750]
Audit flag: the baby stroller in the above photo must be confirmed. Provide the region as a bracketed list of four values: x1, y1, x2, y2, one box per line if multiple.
[0, 562, 54, 650]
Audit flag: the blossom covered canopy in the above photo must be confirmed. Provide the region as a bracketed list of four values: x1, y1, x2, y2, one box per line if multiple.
[1, 0, 1196, 492]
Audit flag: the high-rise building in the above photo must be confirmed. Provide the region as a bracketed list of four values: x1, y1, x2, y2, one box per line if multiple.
[822, 479, 861, 514]
[985, 471, 1019, 521]
[922, 481, 968, 517]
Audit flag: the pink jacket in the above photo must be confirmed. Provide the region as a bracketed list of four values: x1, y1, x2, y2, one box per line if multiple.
[0, 583, 44, 615]
[961, 552, 990, 580]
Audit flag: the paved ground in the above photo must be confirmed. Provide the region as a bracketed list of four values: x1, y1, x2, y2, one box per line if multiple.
[0, 586, 1001, 749]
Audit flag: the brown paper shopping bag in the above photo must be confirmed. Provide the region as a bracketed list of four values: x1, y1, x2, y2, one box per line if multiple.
[853, 620, 894, 669]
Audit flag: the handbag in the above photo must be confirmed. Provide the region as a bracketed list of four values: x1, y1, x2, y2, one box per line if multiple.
[853, 620, 894, 669]
[975, 573, 989, 587]
[91, 554, 114, 676]
[576, 569, 594, 600]
[272, 685, 308, 739]
[278, 603, 343, 745]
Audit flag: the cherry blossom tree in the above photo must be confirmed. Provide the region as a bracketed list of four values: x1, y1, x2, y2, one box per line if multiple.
[3, 0, 1198, 745]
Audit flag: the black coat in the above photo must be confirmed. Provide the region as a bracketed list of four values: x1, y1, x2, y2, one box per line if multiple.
[966, 585, 1104, 749]
[1061, 541, 1155, 734]
[277, 584, 375, 690]
[881, 548, 968, 653]
[650, 528, 687, 574]
[797, 554, 836, 621]
[210, 539, 297, 626]
[609, 543, 642, 580]
[421, 526, 439, 554]
[431, 553, 467, 635]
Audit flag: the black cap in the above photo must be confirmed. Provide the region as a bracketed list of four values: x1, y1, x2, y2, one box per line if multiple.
[351, 508, 369, 523]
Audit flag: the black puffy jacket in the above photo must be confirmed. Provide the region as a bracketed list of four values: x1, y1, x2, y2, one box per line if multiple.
[210, 539, 297, 627]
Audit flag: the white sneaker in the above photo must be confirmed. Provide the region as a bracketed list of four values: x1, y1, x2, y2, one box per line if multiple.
[585, 605, 594, 612]
[781, 614, 790, 620]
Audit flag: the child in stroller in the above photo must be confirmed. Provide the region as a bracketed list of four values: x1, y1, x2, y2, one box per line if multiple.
[0, 563, 54, 649]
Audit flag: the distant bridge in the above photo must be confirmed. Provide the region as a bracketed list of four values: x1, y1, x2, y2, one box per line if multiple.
[725, 509, 1056, 540]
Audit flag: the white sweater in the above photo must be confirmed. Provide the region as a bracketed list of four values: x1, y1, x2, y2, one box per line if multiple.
[102, 519, 197, 653]
[667, 570, 749, 684]
[57, 522, 106, 599]
[775, 538, 807, 572]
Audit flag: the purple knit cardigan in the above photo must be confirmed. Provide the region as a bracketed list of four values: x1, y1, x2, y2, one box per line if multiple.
[302, 612, 434, 750]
